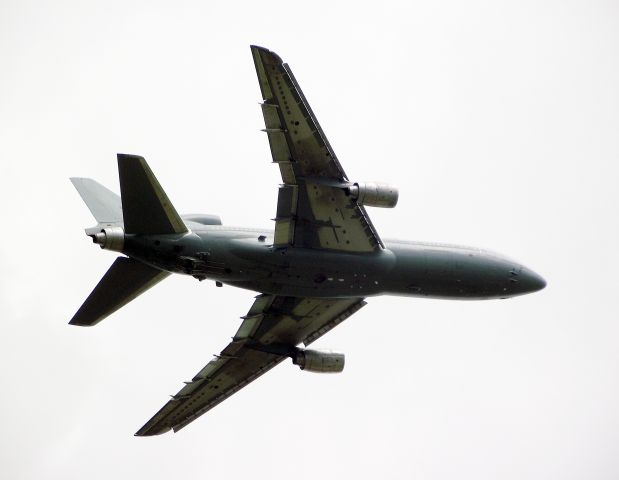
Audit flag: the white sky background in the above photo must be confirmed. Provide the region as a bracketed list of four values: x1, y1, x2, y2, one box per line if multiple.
[1, 0, 618, 478]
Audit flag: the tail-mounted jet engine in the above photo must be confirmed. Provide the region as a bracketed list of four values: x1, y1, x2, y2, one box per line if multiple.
[292, 348, 345, 373]
[347, 182, 399, 208]
[91, 226, 124, 252]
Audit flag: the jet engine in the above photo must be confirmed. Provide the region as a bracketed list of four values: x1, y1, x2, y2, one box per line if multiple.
[348, 182, 398, 208]
[91, 226, 124, 252]
[293, 349, 345, 373]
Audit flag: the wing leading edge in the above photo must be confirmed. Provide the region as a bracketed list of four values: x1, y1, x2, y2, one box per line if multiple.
[251, 45, 383, 253]
[136, 295, 366, 436]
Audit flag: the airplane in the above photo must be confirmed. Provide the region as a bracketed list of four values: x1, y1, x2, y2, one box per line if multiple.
[69, 45, 546, 436]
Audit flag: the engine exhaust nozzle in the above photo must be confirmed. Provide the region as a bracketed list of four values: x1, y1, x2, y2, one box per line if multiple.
[90, 226, 124, 252]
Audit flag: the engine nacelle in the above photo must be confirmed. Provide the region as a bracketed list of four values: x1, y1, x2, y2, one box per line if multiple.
[91, 226, 124, 252]
[293, 349, 345, 373]
[348, 182, 398, 208]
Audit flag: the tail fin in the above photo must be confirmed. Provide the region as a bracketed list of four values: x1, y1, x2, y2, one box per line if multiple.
[117, 154, 187, 234]
[70, 178, 123, 224]
[70, 154, 182, 326]
[70, 257, 170, 326]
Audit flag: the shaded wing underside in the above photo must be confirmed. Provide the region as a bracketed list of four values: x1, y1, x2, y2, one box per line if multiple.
[251, 45, 382, 253]
[136, 295, 366, 436]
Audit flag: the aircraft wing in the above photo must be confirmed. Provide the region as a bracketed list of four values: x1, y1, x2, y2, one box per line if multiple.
[136, 294, 366, 436]
[251, 45, 383, 253]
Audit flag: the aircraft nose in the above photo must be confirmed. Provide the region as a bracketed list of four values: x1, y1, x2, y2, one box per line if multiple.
[513, 266, 546, 295]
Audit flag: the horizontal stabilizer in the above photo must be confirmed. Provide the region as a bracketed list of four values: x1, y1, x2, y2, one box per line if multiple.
[117, 154, 188, 234]
[70, 178, 123, 224]
[70, 257, 170, 327]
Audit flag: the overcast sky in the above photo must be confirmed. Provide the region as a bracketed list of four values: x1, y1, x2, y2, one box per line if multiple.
[1, 1, 618, 479]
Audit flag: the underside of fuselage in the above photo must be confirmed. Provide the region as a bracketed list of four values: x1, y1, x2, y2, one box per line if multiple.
[123, 222, 545, 300]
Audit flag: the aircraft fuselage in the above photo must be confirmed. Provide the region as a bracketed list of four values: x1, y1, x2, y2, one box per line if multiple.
[123, 222, 545, 300]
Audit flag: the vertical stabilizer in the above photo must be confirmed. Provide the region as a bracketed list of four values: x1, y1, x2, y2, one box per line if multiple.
[117, 154, 188, 234]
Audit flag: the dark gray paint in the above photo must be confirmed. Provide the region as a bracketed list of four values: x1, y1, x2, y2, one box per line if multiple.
[123, 225, 545, 301]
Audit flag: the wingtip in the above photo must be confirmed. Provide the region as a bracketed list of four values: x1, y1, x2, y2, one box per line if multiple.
[134, 426, 171, 437]
[69, 311, 99, 326]
[68, 321, 93, 327]
[117, 153, 147, 165]
[69, 305, 104, 327]
[70, 176, 91, 186]
[250, 45, 283, 64]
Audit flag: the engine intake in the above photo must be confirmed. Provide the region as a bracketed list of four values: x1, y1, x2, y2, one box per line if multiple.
[91, 226, 125, 252]
[293, 349, 345, 373]
[348, 182, 398, 208]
